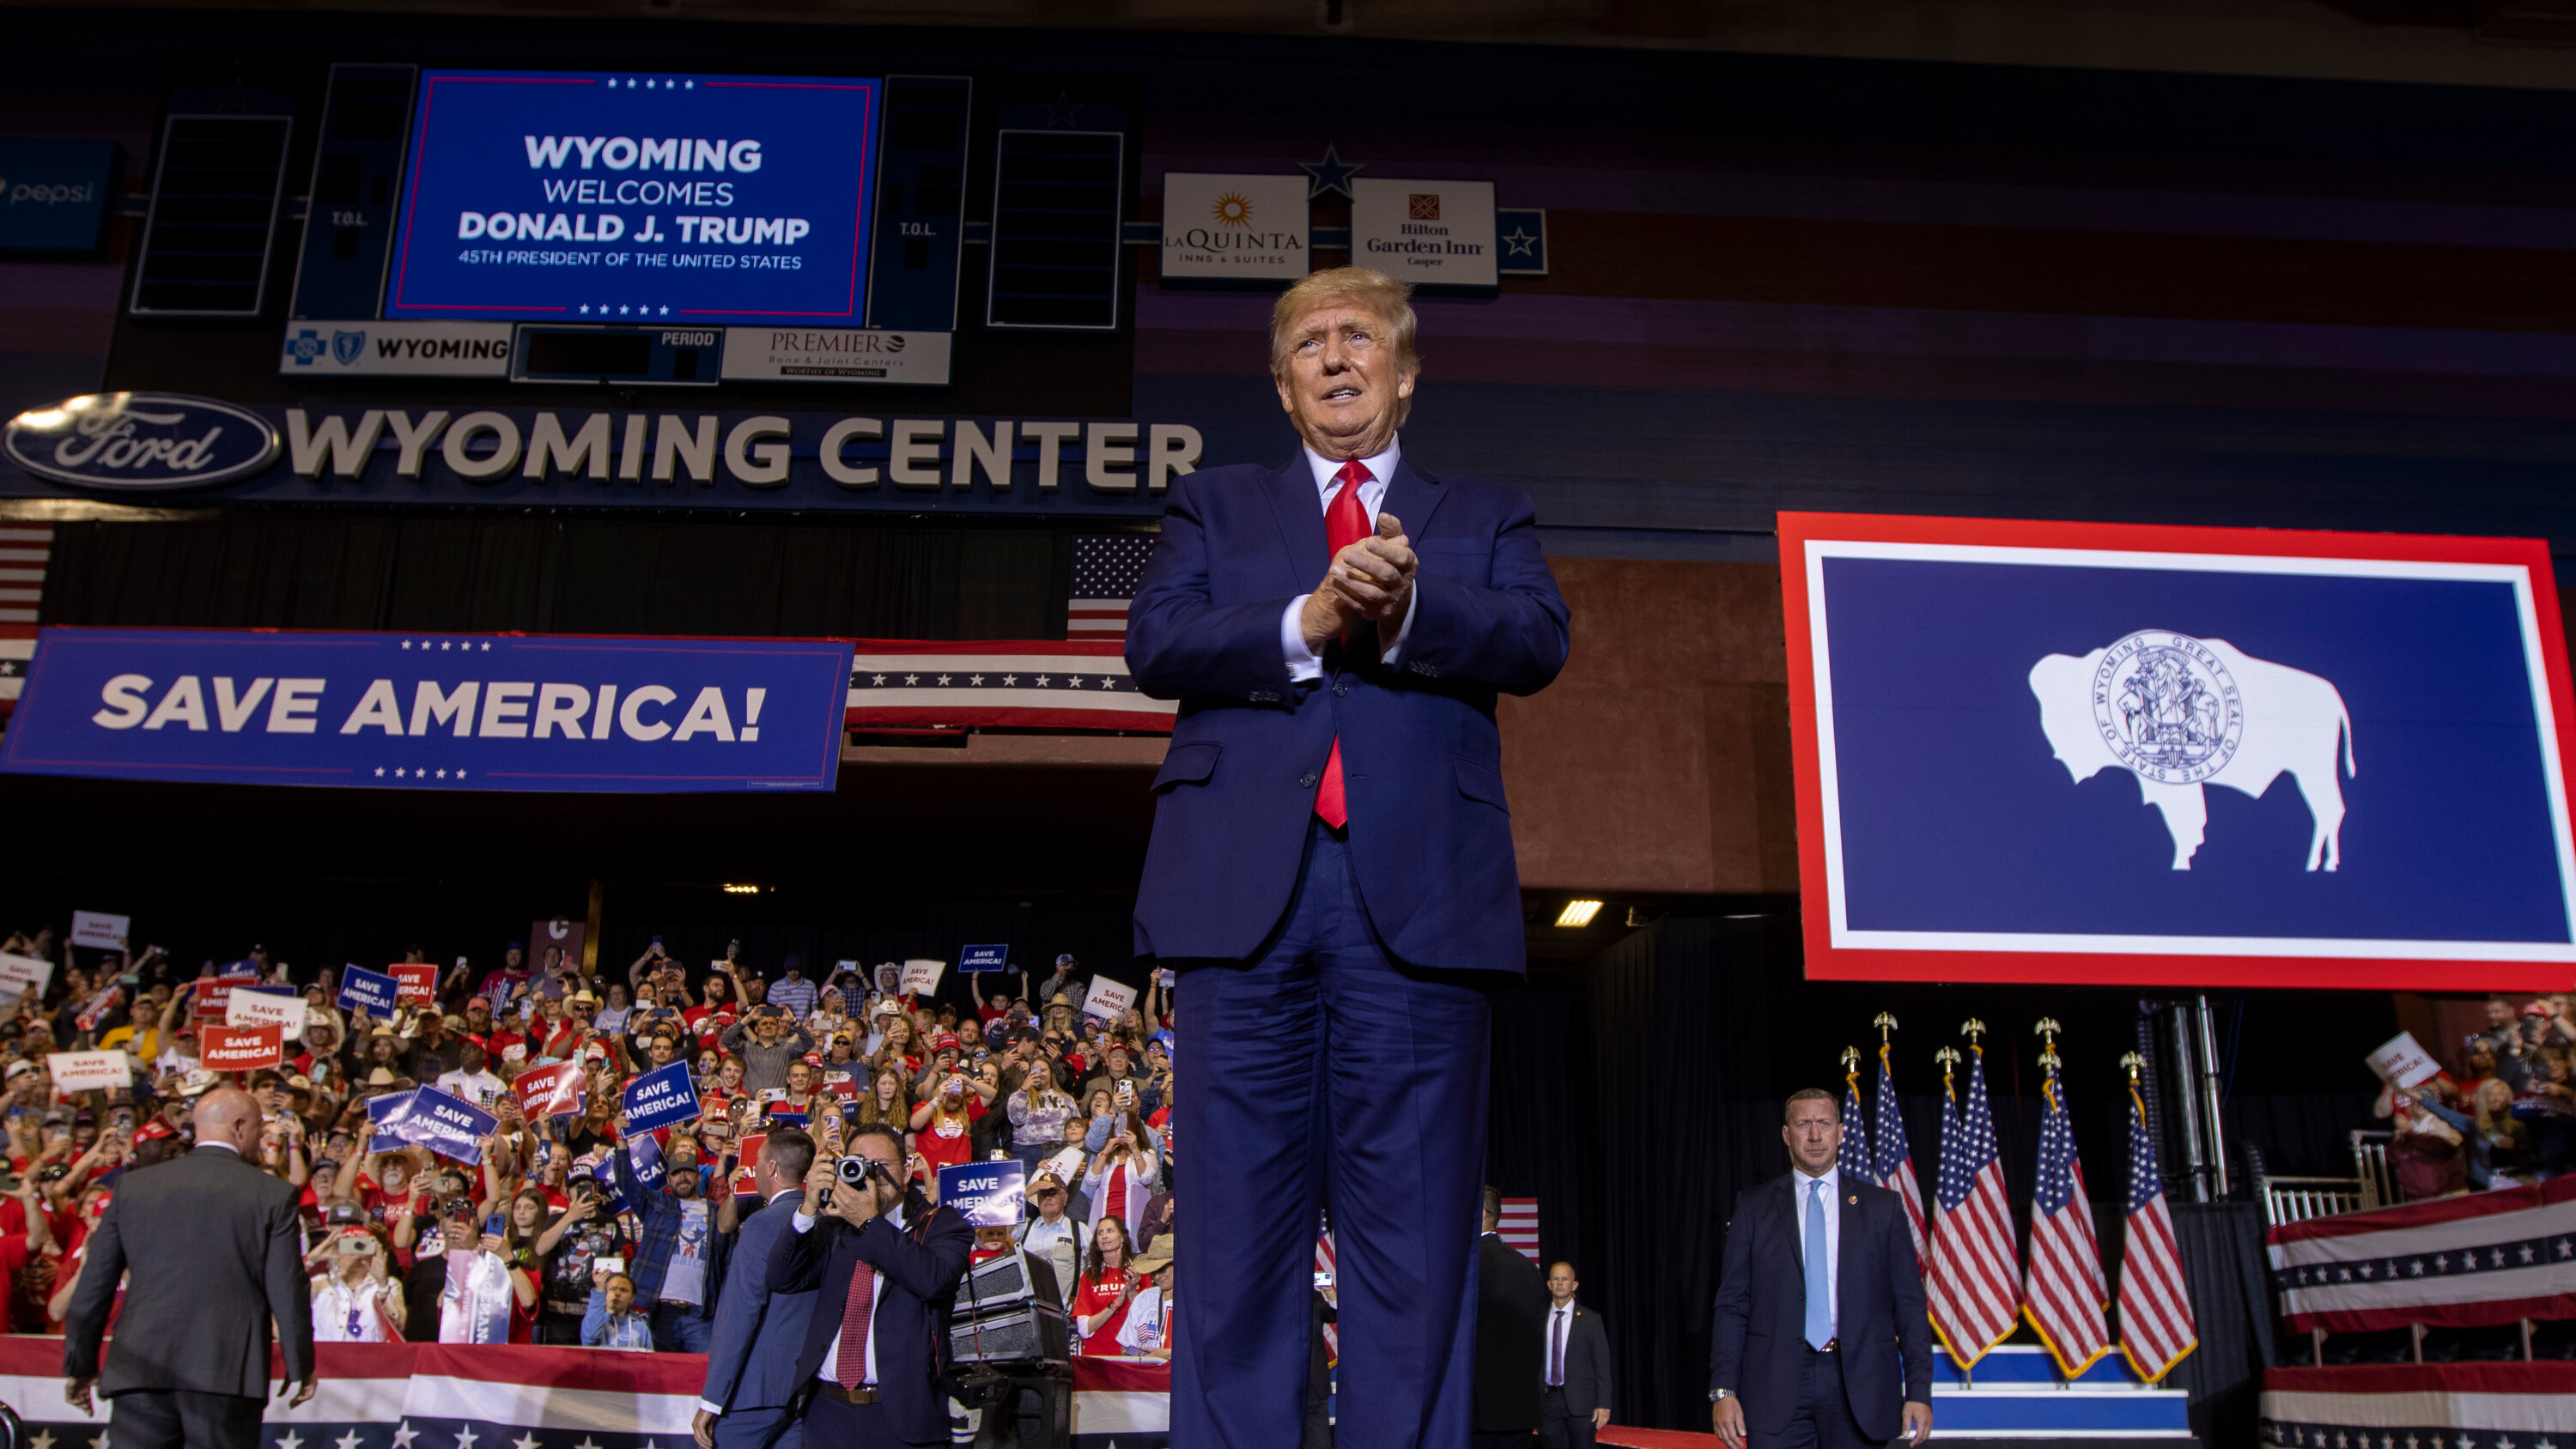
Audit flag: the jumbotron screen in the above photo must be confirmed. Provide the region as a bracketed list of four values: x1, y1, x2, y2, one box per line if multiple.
[385, 70, 878, 326]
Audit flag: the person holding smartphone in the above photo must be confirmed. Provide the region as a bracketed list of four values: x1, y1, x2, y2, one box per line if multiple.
[583, 1268, 655, 1350]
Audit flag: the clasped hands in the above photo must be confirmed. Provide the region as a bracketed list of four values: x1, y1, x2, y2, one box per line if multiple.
[1299, 511, 1416, 653]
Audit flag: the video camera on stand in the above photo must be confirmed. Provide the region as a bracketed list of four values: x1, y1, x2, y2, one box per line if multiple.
[946, 1246, 1072, 1449]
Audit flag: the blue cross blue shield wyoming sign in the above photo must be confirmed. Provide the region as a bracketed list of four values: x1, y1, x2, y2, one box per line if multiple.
[1779, 512, 2576, 991]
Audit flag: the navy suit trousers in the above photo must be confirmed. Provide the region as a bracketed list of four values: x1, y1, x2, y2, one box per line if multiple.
[1771, 1351, 1876, 1449]
[712, 1406, 803, 1449]
[1172, 819, 1491, 1449]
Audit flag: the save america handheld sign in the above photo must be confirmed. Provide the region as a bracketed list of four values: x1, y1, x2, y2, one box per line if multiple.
[0, 627, 853, 793]
[1781, 512, 2576, 990]
[386, 71, 878, 325]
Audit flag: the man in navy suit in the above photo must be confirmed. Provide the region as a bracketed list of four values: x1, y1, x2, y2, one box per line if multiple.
[1710, 1091, 1934, 1449]
[1127, 265, 1572, 1449]
[765, 1122, 972, 1449]
[696, 1127, 821, 1449]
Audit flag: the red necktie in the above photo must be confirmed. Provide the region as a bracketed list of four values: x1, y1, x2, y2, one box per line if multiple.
[1314, 461, 1373, 829]
[835, 1258, 877, 1388]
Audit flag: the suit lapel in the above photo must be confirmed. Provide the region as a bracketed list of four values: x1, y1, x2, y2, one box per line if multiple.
[1259, 453, 1328, 585]
[1783, 1173, 1806, 1272]
[1837, 1184, 1862, 1324]
[1380, 454, 1448, 545]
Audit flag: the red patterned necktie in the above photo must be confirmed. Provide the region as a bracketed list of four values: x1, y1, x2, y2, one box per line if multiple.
[1313, 460, 1373, 829]
[835, 1258, 877, 1388]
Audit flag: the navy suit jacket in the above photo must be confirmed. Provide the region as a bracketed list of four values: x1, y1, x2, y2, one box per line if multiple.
[702, 1191, 818, 1415]
[1125, 452, 1571, 971]
[1710, 1173, 1932, 1443]
[765, 1196, 972, 1446]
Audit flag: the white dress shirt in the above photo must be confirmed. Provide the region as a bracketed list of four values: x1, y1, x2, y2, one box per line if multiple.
[1279, 437, 1419, 681]
[791, 1198, 906, 1386]
[1794, 1165, 1841, 1341]
[1543, 1300, 1575, 1385]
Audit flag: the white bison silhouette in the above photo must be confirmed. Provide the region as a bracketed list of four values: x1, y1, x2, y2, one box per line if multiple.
[2030, 631, 2355, 870]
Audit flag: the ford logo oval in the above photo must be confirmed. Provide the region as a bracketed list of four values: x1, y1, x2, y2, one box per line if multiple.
[3, 392, 279, 491]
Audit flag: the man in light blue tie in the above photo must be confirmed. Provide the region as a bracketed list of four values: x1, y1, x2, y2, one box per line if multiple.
[1710, 1090, 1932, 1449]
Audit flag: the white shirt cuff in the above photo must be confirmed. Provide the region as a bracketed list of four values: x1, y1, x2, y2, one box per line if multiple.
[791, 1210, 816, 1234]
[1285, 589, 1416, 677]
[1381, 585, 1419, 667]
[1281, 597, 1323, 682]
[696, 1400, 725, 1417]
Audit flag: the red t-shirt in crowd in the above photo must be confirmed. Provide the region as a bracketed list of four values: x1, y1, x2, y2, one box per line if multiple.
[1070, 1265, 1134, 1356]
[916, 1115, 974, 1173]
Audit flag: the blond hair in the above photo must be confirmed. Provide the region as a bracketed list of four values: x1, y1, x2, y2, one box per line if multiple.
[1269, 266, 1420, 383]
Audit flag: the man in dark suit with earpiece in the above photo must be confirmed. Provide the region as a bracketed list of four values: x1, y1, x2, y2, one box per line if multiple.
[1710, 1089, 1932, 1449]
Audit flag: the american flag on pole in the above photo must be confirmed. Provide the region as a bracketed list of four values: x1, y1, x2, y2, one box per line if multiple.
[0, 523, 52, 713]
[1316, 1226, 1338, 1362]
[2023, 1060, 2112, 1378]
[1874, 1045, 1929, 1269]
[845, 640, 1175, 731]
[1068, 532, 1156, 644]
[1498, 1197, 1542, 1264]
[1840, 1067, 1874, 1179]
[2117, 1084, 2196, 1383]
[1928, 1046, 2019, 1368]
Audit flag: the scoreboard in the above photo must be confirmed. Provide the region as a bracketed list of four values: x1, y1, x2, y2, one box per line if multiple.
[281, 64, 974, 385]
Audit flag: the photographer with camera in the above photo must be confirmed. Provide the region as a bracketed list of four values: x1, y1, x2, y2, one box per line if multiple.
[766, 1121, 971, 1449]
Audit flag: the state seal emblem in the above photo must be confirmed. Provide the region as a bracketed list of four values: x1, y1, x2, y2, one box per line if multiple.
[2088, 630, 2244, 785]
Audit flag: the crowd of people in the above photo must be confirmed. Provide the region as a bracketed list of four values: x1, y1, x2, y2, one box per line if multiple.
[0, 925, 1181, 1358]
[2375, 991, 2576, 1197]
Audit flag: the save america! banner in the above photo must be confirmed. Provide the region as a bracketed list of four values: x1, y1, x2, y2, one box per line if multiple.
[0, 627, 852, 793]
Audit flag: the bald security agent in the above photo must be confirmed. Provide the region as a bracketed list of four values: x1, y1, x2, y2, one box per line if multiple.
[1126, 264, 1571, 1449]
[1710, 1090, 1932, 1449]
[64, 1088, 317, 1449]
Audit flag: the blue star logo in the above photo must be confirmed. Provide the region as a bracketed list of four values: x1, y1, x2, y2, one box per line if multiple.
[1298, 144, 1365, 201]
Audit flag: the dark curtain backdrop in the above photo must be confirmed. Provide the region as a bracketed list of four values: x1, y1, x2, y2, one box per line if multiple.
[2167, 1203, 2277, 1449]
[42, 513, 1075, 641]
[1485, 911, 2372, 1430]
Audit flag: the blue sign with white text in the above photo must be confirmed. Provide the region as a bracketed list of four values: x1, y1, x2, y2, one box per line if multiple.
[959, 944, 1008, 973]
[371, 1086, 499, 1163]
[937, 1161, 1024, 1228]
[623, 1061, 702, 1132]
[386, 70, 878, 325]
[0, 140, 119, 253]
[338, 966, 401, 1020]
[0, 627, 852, 793]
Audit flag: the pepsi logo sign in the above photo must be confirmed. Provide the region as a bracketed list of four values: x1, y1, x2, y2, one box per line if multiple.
[4, 392, 278, 491]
